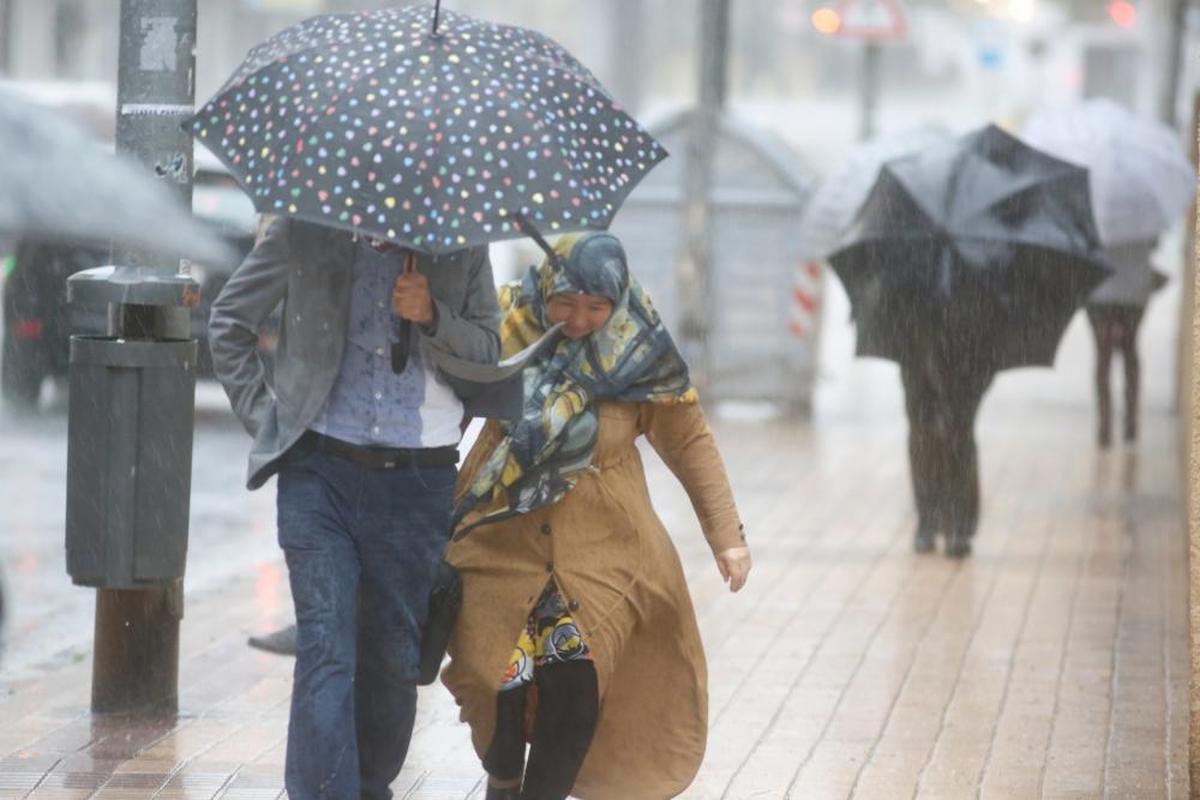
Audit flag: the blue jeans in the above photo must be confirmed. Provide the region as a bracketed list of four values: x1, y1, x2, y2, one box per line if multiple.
[276, 443, 456, 799]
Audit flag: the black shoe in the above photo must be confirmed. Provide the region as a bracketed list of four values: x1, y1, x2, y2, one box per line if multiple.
[485, 783, 521, 800]
[945, 533, 972, 559]
[914, 529, 936, 554]
[247, 624, 298, 656]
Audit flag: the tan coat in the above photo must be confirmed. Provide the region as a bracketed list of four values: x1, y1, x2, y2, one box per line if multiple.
[442, 400, 744, 799]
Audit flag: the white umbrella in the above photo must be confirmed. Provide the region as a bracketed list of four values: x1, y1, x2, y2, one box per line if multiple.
[797, 125, 951, 261]
[1089, 239, 1165, 307]
[0, 85, 235, 266]
[1023, 99, 1196, 246]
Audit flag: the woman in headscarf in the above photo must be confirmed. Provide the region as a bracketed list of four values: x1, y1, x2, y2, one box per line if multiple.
[442, 231, 752, 800]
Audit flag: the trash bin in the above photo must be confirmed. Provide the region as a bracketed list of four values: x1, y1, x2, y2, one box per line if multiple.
[610, 109, 819, 413]
[65, 335, 197, 588]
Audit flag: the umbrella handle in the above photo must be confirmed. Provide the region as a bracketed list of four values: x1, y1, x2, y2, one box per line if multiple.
[513, 212, 561, 268]
[391, 252, 416, 374]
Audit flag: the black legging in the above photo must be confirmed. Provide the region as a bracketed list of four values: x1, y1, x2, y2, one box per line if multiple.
[1086, 304, 1145, 445]
[900, 356, 993, 541]
[483, 660, 599, 800]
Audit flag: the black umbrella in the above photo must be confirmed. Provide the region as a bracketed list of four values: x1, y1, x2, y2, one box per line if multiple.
[186, 3, 666, 254]
[827, 124, 1111, 371]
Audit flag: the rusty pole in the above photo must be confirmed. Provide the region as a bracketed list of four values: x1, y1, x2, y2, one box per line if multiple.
[88, 0, 197, 715]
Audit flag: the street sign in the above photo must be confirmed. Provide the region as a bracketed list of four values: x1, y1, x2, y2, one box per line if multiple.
[835, 0, 908, 41]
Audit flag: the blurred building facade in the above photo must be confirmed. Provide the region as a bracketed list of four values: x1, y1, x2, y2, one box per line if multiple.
[0, 0, 662, 113]
[0, 1, 1192, 140]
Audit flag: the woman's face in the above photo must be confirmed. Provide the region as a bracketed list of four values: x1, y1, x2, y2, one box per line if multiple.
[546, 292, 615, 339]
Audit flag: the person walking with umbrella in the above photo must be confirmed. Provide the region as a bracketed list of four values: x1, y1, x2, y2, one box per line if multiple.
[894, 303, 999, 557]
[1024, 99, 1195, 447]
[1082, 240, 1165, 446]
[442, 231, 751, 800]
[209, 188, 501, 800]
[829, 125, 1109, 558]
[191, 6, 666, 797]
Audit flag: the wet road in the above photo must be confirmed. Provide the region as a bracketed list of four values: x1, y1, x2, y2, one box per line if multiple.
[0, 232, 1189, 797]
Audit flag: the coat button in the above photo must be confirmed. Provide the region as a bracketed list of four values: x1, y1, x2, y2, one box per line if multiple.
[546, 562, 554, 573]
[568, 600, 579, 612]
[540, 523, 552, 535]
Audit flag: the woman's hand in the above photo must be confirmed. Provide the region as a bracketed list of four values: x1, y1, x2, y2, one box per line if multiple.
[715, 546, 751, 593]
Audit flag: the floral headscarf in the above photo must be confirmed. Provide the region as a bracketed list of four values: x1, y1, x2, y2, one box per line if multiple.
[453, 232, 698, 536]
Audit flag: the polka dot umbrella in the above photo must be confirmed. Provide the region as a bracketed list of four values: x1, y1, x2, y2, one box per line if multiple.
[186, 3, 667, 254]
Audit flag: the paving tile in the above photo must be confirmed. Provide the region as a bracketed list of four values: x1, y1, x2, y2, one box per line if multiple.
[0, 372, 1189, 799]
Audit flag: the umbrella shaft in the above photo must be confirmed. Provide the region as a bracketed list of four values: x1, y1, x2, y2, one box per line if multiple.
[391, 337, 409, 374]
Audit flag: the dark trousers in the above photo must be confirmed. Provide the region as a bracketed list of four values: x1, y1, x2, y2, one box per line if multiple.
[276, 445, 456, 799]
[1086, 304, 1145, 444]
[900, 359, 992, 541]
[483, 661, 600, 800]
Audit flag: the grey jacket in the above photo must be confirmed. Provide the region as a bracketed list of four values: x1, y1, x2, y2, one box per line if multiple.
[209, 218, 502, 490]
[1089, 239, 1163, 308]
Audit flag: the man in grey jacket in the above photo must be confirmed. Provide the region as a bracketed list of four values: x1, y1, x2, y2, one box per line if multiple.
[209, 217, 501, 799]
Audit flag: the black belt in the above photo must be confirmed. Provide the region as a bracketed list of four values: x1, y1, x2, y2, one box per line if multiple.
[305, 432, 458, 469]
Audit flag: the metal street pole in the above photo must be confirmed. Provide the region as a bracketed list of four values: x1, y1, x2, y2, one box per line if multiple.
[66, 0, 199, 716]
[609, 0, 646, 113]
[676, 0, 729, 391]
[114, 0, 196, 269]
[1159, 0, 1190, 126]
[0, 0, 11, 73]
[860, 40, 881, 141]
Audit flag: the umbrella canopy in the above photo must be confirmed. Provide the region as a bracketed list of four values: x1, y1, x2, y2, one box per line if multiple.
[0, 86, 235, 266]
[797, 125, 950, 261]
[828, 124, 1110, 371]
[1088, 239, 1166, 307]
[187, 4, 667, 254]
[1023, 99, 1195, 246]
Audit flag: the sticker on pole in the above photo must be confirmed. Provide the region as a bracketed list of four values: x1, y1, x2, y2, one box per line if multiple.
[834, 0, 908, 41]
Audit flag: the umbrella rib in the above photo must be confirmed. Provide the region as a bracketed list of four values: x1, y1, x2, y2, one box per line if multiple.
[842, 231, 1101, 251]
[446, 36, 640, 230]
[195, 7, 665, 251]
[448, 36, 582, 137]
[225, 29, 420, 227]
[223, 13, 369, 93]
[459, 20, 607, 92]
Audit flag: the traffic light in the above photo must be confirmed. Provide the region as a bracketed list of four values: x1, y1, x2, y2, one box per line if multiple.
[811, 7, 841, 35]
[1108, 0, 1137, 29]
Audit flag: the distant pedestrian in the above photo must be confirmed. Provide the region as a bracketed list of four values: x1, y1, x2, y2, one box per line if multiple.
[899, 324, 995, 559]
[1085, 239, 1163, 447]
[827, 125, 1111, 560]
[442, 232, 752, 800]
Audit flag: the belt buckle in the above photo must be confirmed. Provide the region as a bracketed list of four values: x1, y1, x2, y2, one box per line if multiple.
[383, 459, 397, 469]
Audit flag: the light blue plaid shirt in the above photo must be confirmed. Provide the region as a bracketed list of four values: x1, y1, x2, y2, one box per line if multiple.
[309, 240, 463, 448]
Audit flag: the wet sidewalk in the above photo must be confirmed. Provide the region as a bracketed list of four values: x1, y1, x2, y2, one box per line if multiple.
[0, 281, 1189, 798]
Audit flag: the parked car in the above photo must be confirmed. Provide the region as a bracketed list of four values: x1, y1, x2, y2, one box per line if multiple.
[1, 154, 271, 410]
